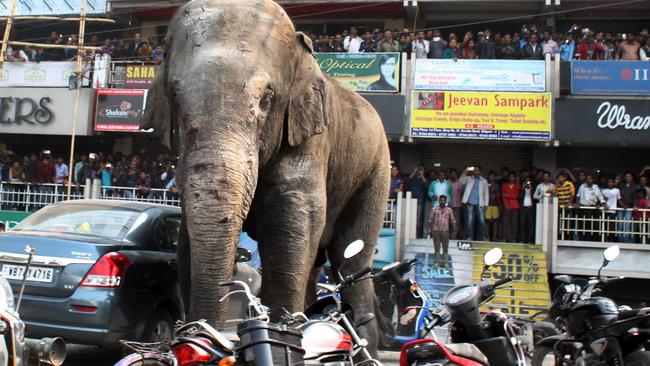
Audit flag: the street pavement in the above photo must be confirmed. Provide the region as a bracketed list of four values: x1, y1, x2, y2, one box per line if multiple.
[63, 345, 401, 365]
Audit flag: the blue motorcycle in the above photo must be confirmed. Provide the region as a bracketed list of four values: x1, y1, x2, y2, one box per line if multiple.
[373, 259, 449, 350]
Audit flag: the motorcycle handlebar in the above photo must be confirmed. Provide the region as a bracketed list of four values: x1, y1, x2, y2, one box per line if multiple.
[494, 277, 513, 287]
[344, 267, 372, 285]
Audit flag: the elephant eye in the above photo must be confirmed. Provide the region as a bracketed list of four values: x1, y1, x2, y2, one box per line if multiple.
[259, 88, 274, 112]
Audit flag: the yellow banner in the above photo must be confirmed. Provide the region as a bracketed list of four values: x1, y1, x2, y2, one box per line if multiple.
[411, 91, 552, 141]
[470, 242, 551, 318]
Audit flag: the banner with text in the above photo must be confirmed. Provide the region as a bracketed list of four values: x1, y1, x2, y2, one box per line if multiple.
[0, 62, 90, 87]
[315, 52, 400, 93]
[571, 60, 650, 95]
[0, 0, 107, 15]
[124, 65, 159, 89]
[95, 89, 147, 132]
[411, 91, 552, 140]
[414, 59, 546, 92]
[556, 98, 650, 143]
[470, 242, 551, 317]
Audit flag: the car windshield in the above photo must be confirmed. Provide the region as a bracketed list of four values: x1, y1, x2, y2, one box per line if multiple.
[12, 205, 141, 240]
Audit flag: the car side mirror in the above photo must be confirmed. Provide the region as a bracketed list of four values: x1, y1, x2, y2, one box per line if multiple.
[236, 247, 252, 263]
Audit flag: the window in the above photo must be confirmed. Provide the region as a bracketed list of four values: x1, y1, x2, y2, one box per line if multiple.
[165, 217, 182, 250]
[155, 216, 181, 252]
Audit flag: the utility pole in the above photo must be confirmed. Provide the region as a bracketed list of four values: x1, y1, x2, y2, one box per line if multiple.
[66, 0, 88, 200]
[0, 0, 18, 75]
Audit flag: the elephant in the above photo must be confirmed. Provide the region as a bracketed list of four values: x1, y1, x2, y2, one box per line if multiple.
[141, 0, 390, 350]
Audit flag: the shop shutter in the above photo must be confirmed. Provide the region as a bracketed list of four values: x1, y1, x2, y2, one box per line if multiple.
[421, 143, 533, 174]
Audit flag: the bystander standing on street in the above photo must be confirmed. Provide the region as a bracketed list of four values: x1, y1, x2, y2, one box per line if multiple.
[428, 195, 456, 267]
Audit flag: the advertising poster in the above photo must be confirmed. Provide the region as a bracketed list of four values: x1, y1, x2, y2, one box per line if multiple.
[572, 60, 650, 95]
[414, 59, 546, 92]
[0, 0, 108, 16]
[411, 91, 552, 141]
[124, 65, 159, 89]
[95, 88, 147, 132]
[315, 52, 400, 92]
[470, 242, 551, 317]
[414, 253, 456, 306]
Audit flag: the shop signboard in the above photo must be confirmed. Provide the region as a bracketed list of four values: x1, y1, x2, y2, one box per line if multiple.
[0, 0, 108, 16]
[410, 91, 552, 141]
[124, 65, 159, 89]
[0, 62, 90, 88]
[94, 88, 147, 132]
[315, 52, 400, 92]
[571, 60, 650, 95]
[0, 87, 94, 135]
[414, 59, 546, 92]
[556, 98, 650, 143]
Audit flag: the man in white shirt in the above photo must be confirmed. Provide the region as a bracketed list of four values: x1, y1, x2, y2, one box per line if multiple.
[343, 27, 363, 53]
[412, 31, 430, 59]
[7, 47, 29, 62]
[533, 171, 555, 202]
[577, 174, 605, 241]
[520, 178, 535, 243]
[601, 177, 621, 242]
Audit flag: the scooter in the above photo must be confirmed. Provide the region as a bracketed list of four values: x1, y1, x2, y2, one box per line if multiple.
[400, 248, 527, 366]
[373, 259, 445, 350]
[0, 246, 66, 366]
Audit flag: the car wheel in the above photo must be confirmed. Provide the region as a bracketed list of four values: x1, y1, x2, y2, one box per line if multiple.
[143, 309, 174, 343]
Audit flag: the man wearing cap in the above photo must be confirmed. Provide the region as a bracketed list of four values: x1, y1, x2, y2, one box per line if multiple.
[101, 162, 113, 197]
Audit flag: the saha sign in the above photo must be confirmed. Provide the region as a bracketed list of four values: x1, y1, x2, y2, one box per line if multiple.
[411, 91, 552, 141]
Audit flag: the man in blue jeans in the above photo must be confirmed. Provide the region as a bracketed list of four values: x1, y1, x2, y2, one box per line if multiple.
[618, 172, 638, 243]
[460, 166, 489, 241]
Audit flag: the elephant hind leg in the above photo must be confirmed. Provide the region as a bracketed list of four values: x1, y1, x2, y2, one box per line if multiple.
[327, 173, 389, 356]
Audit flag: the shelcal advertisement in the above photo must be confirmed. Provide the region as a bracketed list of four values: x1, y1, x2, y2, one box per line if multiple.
[94, 88, 147, 132]
[411, 91, 552, 141]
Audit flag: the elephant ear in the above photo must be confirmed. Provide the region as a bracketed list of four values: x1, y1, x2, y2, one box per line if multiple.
[287, 32, 330, 147]
[141, 66, 172, 149]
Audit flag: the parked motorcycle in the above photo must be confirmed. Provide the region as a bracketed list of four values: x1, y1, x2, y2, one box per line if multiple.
[400, 248, 528, 366]
[373, 258, 445, 350]
[116, 240, 382, 366]
[532, 245, 650, 366]
[0, 246, 66, 366]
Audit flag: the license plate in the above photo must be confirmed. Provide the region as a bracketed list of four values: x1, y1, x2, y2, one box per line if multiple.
[1, 264, 54, 283]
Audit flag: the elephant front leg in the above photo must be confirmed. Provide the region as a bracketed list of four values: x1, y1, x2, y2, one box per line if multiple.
[256, 179, 326, 319]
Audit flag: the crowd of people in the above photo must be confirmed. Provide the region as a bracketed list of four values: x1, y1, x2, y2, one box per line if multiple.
[5, 31, 164, 63]
[390, 164, 650, 265]
[0, 149, 179, 210]
[306, 24, 650, 61]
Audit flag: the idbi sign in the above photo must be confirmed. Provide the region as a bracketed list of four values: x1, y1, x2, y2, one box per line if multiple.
[0, 0, 108, 16]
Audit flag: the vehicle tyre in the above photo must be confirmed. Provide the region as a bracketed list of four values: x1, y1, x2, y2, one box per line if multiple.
[625, 351, 650, 366]
[114, 353, 175, 366]
[533, 322, 559, 344]
[532, 345, 557, 366]
[143, 309, 175, 343]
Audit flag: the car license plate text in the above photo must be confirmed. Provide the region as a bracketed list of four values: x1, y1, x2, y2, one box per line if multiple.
[1, 265, 54, 283]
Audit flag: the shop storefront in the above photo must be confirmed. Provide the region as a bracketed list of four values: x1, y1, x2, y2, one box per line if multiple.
[556, 98, 650, 173]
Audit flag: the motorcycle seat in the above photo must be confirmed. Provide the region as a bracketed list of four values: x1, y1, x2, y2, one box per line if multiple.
[446, 343, 490, 365]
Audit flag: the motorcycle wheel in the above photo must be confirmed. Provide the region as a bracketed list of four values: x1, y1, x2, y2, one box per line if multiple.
[532, 345, 558, 366]
[625, 351, 650, 366]
[114, 353, 175, 366]
[533, 322, 559, 344]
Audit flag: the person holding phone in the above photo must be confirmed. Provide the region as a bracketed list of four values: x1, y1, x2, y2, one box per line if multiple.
[460, 165, 489, 241]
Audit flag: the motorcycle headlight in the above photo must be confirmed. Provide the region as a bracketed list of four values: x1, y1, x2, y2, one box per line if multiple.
[0, 275, 15, 313]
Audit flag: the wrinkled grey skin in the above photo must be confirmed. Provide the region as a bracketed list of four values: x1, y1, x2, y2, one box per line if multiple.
[142, 0, 390, 351]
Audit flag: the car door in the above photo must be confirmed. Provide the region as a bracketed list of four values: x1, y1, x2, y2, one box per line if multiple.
[152, 215, 183, 311]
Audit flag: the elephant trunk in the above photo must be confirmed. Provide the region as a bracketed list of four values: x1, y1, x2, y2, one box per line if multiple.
[180, 132, 258, 326]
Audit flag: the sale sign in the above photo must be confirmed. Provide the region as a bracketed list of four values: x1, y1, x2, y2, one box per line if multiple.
[411, 91, 552, 141]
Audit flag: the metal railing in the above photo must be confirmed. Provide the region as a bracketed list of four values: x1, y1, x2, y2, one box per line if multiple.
[0, 181, 397, 230]
[559, 205, 650, 244]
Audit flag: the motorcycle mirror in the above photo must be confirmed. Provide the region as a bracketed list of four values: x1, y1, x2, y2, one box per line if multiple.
[236, 247, 252, 263]
[603, 245, 620, 263]
[344, 240, 365, 259]
[483, 248, 503, 267]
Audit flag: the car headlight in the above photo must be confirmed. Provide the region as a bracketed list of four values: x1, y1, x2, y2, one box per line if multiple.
[0, 275, 15, 313]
